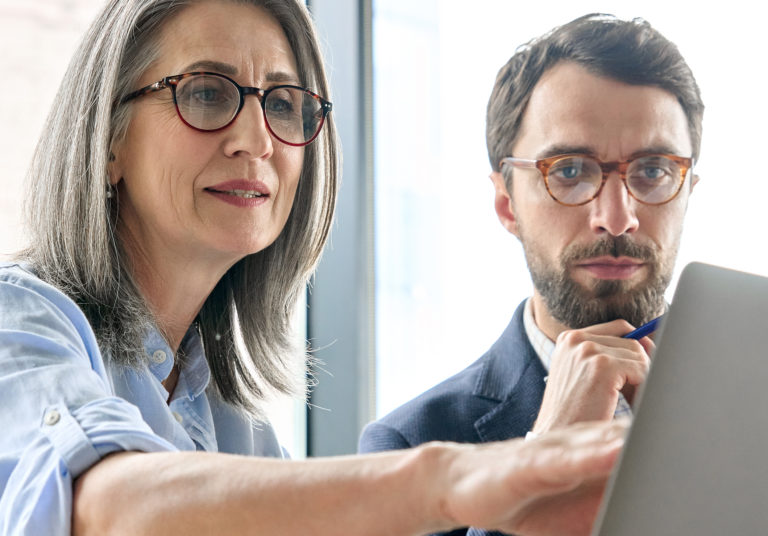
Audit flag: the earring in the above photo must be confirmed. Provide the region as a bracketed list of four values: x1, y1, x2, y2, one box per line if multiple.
[107, 152, 116, 199]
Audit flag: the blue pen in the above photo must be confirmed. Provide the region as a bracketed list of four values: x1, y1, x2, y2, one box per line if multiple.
[622, 314, 666, 339]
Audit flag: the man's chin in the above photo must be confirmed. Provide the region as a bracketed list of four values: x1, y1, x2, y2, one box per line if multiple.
[529, 252, 670, 328]
[552, 278, 663, 328]
[575, 277, 638, 300]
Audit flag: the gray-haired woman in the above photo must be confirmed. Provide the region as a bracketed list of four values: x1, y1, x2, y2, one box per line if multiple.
[0, 1, 626, 534]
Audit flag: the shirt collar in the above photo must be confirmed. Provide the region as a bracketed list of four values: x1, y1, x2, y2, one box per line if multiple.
[142, 325, 211, 402]
[174, 326, 211, 401]
[522, 297, 556, 372]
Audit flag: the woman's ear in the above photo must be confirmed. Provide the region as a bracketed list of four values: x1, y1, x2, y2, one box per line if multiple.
[489, 171, 520, 237]
[107, 148, 122, 186]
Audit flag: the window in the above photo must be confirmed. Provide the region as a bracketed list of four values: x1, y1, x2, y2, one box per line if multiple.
[373, 0, 768, 417]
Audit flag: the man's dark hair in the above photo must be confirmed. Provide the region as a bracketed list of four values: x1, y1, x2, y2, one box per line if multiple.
[486, 13, 704, 172]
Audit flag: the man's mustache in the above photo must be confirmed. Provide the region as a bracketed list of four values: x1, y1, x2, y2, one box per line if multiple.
[564, 235, 657, 263]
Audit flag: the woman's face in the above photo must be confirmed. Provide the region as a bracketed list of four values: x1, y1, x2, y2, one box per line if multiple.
[111, 0, 304, 270]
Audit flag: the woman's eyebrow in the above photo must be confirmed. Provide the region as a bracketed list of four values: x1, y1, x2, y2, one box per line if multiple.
[178, 62, 300, 86]
[181, 60, 238, 75]
[265, 71, 301, 85]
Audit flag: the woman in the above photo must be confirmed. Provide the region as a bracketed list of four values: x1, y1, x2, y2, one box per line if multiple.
[0, 0, 626, 534]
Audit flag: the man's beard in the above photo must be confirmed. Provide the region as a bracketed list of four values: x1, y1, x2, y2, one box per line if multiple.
[520, 231, 676, 329]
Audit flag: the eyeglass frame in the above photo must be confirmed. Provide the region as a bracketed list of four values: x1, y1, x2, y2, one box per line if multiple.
[121, 71, 333, 147]
[499, 153, 694, 207]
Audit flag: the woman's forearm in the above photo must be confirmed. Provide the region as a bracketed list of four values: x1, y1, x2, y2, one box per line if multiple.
[73, 445, 455, 536]
[73, 420, 626, 536]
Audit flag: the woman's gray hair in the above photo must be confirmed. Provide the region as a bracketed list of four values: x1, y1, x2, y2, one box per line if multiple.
[20, 0, 338, 416]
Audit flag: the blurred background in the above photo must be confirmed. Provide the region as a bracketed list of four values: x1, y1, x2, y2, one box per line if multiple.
[1, 0, 764, 456]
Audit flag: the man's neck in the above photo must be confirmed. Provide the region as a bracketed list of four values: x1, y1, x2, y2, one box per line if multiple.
[529, 293, 569, 341]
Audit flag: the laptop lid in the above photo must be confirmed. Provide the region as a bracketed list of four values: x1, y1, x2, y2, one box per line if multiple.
[592, 261, 768, 535]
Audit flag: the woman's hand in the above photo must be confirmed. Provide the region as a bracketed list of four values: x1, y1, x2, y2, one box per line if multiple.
[439, 419, 628, 536]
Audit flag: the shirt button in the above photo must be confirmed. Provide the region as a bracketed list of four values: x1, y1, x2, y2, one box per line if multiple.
[151, 350, 167, 364]
[172, 411, 183, 424]
[44, 410, 61, 426]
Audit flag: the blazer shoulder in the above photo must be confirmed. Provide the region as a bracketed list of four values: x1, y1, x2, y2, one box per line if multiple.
[359, 301, 543, 453]
[360, 353, 497, 452]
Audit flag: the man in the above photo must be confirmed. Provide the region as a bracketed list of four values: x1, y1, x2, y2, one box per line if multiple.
[359, 13, 702, 535]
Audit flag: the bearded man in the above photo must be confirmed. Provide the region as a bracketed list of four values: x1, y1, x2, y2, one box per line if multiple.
[359, 13, 702, 536]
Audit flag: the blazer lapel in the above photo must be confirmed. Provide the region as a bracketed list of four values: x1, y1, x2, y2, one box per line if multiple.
[472, 301, 547, 443]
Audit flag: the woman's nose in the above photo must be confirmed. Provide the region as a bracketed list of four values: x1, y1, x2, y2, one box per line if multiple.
[222, 97, 274, 160]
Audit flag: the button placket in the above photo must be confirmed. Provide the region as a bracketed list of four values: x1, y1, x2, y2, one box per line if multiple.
[151, 349, 167, 364]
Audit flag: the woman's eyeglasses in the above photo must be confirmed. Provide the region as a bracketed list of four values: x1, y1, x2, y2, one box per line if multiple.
[121, 71, 333, 147]
[500, 153, 693, 206]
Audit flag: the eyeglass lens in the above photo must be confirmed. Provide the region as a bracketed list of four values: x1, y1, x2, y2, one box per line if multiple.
[546, 155, 684, 205]
[174, 74, 324, 144]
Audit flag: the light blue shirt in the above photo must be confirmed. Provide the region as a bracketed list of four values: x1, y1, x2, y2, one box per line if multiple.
[0, 263, 285, 535]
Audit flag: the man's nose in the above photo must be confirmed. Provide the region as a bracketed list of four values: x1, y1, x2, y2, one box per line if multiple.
[588, 173, 639, 236]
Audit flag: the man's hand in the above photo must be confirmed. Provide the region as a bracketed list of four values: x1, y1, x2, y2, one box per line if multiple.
[533, 320, 653, 434]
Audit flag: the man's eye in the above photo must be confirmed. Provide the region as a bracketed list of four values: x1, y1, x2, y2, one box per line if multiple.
[642, 166, 667, 179]
[551, 163, 584, 180]
[559, 166, 581, 179]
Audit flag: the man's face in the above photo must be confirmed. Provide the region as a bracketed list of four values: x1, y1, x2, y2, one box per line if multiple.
[491, 61, 697, 330]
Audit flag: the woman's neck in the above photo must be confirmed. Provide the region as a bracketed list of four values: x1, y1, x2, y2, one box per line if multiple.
[120, 228, 236, 353]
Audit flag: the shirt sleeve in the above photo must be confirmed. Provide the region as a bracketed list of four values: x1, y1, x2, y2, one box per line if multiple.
[0, 268, 177, 535]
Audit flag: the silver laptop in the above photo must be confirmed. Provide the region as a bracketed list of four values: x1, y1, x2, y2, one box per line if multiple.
[592, 262, 768, 535]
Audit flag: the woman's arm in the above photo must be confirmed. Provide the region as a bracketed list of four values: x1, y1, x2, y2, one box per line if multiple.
[0, 268, 181, 534]
[73, 419, 626, 536]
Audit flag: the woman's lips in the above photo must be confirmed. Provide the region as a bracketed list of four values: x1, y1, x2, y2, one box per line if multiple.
[204, 179, 270, 208]
[574, 256, 646, 280]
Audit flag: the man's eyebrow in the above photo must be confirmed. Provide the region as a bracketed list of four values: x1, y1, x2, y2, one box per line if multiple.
[532, 145, 690, 160]
[534, 145, 596, 159]
[630, 145, 686, 157]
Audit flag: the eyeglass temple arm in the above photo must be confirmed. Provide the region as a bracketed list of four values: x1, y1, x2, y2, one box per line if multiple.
[122, 80, 169, 104]
[500, 157, 537, 171]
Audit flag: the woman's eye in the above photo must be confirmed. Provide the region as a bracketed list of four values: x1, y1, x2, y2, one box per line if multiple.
[192, 88, 221, 103]
[178, 77, 231, 106]
[267, 97, 294, 115]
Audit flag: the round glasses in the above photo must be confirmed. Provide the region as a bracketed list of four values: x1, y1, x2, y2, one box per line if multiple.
[121, 71, 333, 146]
[500, 153, 693, 206]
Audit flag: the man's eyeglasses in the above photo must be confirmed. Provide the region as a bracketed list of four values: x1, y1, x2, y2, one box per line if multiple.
[500, 153, 693, 206]
[121, 71, 333, 147]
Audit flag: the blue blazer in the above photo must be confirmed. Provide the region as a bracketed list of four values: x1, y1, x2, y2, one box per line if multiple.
[358, 301, 547, 536]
